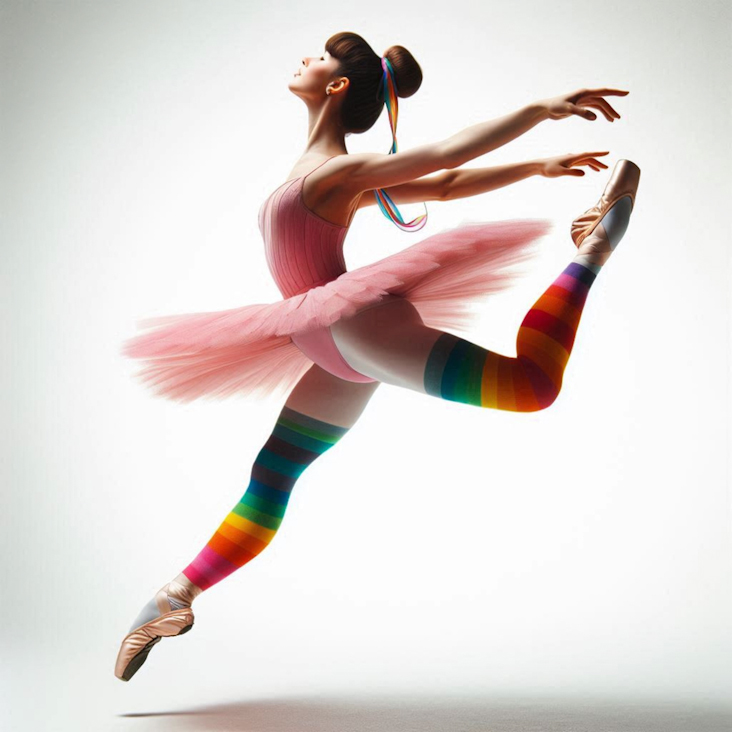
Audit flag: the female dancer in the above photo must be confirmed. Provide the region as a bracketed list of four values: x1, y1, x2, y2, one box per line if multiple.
[115, 31, 640, 681]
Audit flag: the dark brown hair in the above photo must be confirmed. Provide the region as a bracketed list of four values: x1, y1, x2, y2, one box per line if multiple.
[324, 31, 423, 135]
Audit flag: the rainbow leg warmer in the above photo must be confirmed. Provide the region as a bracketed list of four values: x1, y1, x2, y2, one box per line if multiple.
[424, 258, 601, 411]
[181, 405, 349, 591]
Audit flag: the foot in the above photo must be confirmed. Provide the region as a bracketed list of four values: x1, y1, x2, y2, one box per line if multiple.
[114, 574, 202, 681]
[571, 158, 640, 269]
[125, 575, 201, 633]
[575, 194, 634, 267]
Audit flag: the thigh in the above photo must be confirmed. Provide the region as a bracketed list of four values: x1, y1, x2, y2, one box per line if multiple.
[330, 296, 444, 393]
[284, 362, 381, 429]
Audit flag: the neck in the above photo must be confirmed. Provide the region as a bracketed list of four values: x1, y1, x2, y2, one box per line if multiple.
[301, 97, 348, 157]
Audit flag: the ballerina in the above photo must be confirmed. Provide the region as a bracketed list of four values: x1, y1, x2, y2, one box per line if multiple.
[115, 31, 640, 681]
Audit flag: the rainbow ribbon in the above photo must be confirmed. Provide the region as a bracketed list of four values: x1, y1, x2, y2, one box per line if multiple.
[373, 57, 428, 232]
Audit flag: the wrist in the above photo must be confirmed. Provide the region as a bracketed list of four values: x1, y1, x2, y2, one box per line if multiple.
[527, 159, 545, 177]
[527, 101, 550, 123]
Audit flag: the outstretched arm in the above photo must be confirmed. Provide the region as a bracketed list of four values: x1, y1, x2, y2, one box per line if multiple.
[335, 102, 549, 198]
[443, 150, 612, 200]
[334, 87, 627, 196]
[356, 151, 611, 209]
[443, 103, 548, 168]
[443, 159, 543, 201]
[353, 160, 540, 209]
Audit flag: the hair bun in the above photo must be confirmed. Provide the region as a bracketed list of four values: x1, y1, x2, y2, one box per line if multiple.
[383, 45, 423, 98]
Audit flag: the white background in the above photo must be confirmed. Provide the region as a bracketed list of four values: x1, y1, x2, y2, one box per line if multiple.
[2, 0, 730, 729]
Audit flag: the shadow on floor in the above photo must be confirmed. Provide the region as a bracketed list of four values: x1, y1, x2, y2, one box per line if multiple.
[118, 694, 732, 732]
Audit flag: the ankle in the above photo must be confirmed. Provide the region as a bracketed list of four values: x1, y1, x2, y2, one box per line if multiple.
[169, 573, 204, 604]
[575, 225, 612, 267]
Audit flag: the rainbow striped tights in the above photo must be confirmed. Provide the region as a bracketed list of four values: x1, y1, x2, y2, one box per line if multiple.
[423, 257, 601, 411]
[181, 406, 349, 591]
[181, 254, 604, 593]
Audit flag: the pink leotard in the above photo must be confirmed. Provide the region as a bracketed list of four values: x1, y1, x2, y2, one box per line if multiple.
[123, 159, 550, 403]
[258, 156, 378, 383]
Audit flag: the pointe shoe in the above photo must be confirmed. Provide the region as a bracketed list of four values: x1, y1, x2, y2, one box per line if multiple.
[114, 582, 195, 682]
[571, 159, 641, 249]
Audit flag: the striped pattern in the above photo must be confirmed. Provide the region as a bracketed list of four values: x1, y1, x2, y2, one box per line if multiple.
[259, 157, 349, 299]
[181, 406, 349, 591]
[424, 259, 599, 411]
[373, 56, 429, 232]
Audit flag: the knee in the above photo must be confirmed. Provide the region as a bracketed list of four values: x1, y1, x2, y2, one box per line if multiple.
[516, 355, 563, 411]
[499, 386, 559, 412]
[533, 382, 562, 411]
[538, 391, 560, 411]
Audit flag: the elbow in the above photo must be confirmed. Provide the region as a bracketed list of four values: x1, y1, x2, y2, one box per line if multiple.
[439, 142, 462, 171]
[438, 171, 456, 202]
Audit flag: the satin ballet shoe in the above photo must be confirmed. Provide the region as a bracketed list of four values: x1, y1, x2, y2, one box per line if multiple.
[571, 159, 641, 250]
[114, 582, 195, 682]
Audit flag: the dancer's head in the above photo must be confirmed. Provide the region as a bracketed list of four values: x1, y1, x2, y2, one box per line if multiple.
[289, 31, 423, 137]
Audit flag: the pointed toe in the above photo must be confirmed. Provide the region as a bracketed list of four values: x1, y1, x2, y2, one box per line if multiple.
[114, 607, 194, 681]
[571, 159, 641, 248]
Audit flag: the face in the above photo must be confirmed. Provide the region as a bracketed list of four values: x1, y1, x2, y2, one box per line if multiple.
[288, 48, 346, 99]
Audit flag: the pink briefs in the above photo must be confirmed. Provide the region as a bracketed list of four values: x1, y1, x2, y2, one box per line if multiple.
[291, 326, 377, 383]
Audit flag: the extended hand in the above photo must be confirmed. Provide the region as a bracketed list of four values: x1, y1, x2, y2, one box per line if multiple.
[539, 88, 629, 121]
[539, 151, 611, 177]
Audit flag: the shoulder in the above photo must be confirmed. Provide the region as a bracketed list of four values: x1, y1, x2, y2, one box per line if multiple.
[308, 153, 379, 191]
[315, 146, 451, 196]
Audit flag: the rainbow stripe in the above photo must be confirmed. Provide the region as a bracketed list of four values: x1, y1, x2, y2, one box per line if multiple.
[424, 260, 599, 411]
[181, 406, 349, 590]
[374, 56, 428, 233]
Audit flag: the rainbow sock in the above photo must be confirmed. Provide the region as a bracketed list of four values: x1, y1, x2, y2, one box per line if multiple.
[424, 257, 600, 411]
[181, 406, 349, 591]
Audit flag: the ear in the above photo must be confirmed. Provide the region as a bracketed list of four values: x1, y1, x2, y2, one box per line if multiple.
[328, 77, 349, 95]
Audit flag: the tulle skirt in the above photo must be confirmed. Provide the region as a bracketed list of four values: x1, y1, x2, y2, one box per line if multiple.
[120, 218, 553, 403]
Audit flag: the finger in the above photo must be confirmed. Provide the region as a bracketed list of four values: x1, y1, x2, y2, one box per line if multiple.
[580, 96, 619, 122]
[570, 159, 602, 172]
[598, 98, 623, 119]
[563, 153, 607, 171]
[560, 163, 585, 176]
[570, 104, 596, 120]
[582, 101, 617, 122]
[589, 96, 623, 120]
[587, 88, 630, 96]
[572, 155, 609, 169]
[579, 98, 617, 122]
[573, 160, 602, 172]
[568, 151, 610, 161]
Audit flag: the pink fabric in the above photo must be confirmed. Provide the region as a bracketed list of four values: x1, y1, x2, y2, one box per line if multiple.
[183, 545, 238, 588]
[120, 158, 554, 403]
[258, 159, 351, 299]
[291, 327, 377, 383]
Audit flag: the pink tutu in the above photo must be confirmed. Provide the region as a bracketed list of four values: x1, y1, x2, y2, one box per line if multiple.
[121, 217, 553, 403]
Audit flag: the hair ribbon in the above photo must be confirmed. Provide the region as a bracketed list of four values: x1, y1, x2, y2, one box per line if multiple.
[373, 56, 428, 232]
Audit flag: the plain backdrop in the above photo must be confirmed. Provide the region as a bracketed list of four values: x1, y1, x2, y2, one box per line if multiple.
[2, 0, 731, 730]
